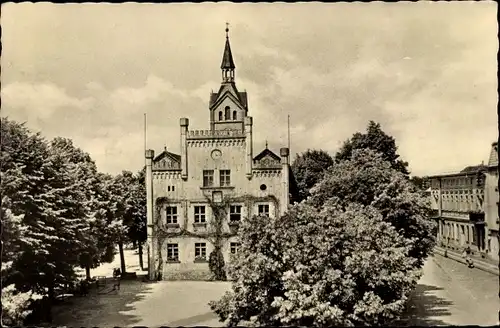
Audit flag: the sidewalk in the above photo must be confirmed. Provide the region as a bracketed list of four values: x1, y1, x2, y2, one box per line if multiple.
[433, 246, 499, 276]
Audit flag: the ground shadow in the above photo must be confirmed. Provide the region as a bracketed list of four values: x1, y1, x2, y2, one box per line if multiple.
[165, 311, 221, 327]
[44, 275, 155, 327]
[394, 284, 453, 327]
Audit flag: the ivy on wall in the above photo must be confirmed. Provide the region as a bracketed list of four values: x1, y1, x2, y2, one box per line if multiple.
[152, 194, 280, 281]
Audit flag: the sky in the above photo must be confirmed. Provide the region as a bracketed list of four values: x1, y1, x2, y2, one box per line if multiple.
[1, 2, 498, 177]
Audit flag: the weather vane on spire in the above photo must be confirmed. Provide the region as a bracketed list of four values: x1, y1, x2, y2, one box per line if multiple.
[225, 22, 230, 38]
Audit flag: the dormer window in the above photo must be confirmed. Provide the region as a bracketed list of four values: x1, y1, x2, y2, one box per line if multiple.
[219, 111, 223, 121]
[233, 110, 237, 120]
[225, 106, 230, 120]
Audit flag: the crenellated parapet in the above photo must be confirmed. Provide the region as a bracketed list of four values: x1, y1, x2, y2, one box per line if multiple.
[188, 139, 246, 148]
[187, 129, 245, 139]
[253, 169, 282, 178]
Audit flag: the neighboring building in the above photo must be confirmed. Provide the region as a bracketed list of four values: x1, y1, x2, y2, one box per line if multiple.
[484, 142, 499, 260]
[429, 142, 499, 261]
[144, 27, 298, 280]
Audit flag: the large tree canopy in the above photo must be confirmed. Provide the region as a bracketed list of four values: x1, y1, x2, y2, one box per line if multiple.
[291, 149, 334, 202]
[210, 203, 420, 327]
[1, 118, 142, 325]
[335, 121, 409, 175]
[310, 149, 435, 267]
[210, 148, 435, 327]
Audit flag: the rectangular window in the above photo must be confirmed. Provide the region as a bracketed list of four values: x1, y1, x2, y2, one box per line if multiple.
[230, 242, 241, 254]
[166, 206, 178, 224]
[230, 205, 242, 222]
[195, 243, 207, 260]
[258, 204, 270, 217]
[203, 170, 214, 187]
[167, 243, 179, 261]
[194, 206, 206, 223]
[220, 170, 231, 186]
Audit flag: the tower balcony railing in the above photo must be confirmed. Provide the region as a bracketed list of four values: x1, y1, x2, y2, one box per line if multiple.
[187, 129, 245, 139]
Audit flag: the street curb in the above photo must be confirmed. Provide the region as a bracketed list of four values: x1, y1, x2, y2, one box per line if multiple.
[433, 247, 499, 276]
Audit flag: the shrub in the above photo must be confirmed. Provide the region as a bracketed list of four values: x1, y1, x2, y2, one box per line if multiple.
[209, 247, 227, 281]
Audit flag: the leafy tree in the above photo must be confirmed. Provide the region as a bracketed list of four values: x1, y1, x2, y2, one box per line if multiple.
[1, 118, 78, 322]
[309, 149, 435, 267]
[210, 202, 421, 326]
[335, 121, 409, 175]
[129, 168, 147, 269]
[1, 199, 43, 326]
[1, 118, 56, 294]
[1, 118, 121, 323]
[291, 149, 334, 202]
[409, 176, 429, 191]
[109, 169, 149, 274]
[107, 171, 134, 274]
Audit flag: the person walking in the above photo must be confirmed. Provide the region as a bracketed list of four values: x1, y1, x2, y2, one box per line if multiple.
[462, 245, 474, 268]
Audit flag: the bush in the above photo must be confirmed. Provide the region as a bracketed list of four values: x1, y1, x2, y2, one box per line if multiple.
[209, 247, 227, 281]
[1, 284, 43, 326]
[209, 204, 421, 326]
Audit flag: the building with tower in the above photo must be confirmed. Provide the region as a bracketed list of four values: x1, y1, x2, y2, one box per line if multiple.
[144, 26, 299, 280]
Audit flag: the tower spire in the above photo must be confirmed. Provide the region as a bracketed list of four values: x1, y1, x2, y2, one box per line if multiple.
[221, 22, 235, 83]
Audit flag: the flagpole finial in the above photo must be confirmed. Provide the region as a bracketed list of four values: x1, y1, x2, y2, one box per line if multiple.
[265, 140, 268, 149]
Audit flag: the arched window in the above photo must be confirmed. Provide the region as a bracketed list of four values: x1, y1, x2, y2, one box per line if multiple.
[233, 110, 237, 120]
[219, 111, 223, 121]
[225, 106, 230, 120]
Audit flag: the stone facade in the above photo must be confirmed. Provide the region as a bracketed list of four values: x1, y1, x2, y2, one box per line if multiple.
[145, 28, 298, 280]
[484, 142, 499, 261]
[429, 142, 499, 261]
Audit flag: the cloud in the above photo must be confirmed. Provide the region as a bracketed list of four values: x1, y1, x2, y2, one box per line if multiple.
[1, 2, 496, 177]
[1, 82, 91, 120]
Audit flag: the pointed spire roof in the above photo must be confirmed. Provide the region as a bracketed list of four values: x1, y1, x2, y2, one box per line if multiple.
[221, 23, 235, 69]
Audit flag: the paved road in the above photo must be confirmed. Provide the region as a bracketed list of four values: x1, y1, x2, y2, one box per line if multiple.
[398, 255, 499, 326]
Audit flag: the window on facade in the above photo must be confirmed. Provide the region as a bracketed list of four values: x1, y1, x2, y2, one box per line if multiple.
[220, 170, 231, 186]
[195, 243, 207, 260]
[168, 186, 170, 191]
[225, 106, 230, 120]
[258, 204, 270, 217]
[166, 206, 178, 224]
[232, 110, 237, 120]
[230, 205, 242, 222]
[219, 111, 223, 121]
[203, 170, 214, 187]
[230, 242, 241, 254]
[194, 206, 206, 223]
[167, 244, 179, 261]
